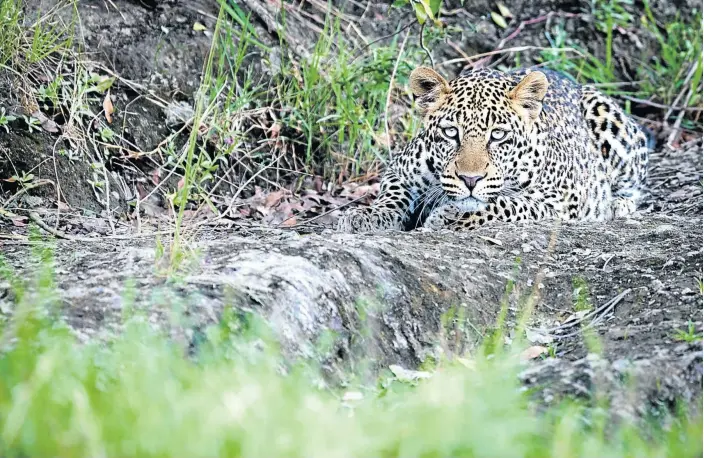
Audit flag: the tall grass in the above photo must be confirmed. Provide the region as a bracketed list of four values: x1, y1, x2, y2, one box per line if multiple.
[543, 0, 702, 118]
[0, 0, 75, 68]
[215, 10, 423, 181]
[0, 0, 23, 66]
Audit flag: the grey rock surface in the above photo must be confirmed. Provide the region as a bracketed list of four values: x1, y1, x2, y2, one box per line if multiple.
[3, 213, 702, 419]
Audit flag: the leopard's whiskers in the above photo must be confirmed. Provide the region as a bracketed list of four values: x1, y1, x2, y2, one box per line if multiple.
[413, 186, 445, 228]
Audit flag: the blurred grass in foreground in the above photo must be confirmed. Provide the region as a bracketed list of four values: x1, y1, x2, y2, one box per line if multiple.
[0, 241, 700, 458]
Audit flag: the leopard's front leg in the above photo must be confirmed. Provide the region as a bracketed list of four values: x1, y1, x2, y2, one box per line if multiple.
[425, 196, 555, 231]
[337, 169, 416, 233]
[337, 130, 442, 233]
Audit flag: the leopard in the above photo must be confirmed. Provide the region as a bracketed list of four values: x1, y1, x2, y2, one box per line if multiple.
[337, 65, 651, 233]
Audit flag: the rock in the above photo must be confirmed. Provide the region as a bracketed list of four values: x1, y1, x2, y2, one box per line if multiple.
[3, 214, 702, 420]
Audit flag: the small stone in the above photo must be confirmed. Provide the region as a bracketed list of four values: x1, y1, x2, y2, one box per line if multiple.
[612, 359, 631, 372]
[342, 391, 363, 402]
[525, 328, 553, 344]
[668, 189, 689, 201]
[389, 365, 431, 381]
[654, 224, 676, 234]
[22, 195, 44, 207]
[163, 101, 195, 126]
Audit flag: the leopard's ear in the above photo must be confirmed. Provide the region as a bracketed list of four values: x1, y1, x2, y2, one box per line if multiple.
[410, 67, 451, 115]
[509, 71, 549, 124]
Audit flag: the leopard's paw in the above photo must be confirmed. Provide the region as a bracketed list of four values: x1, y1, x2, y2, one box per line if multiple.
[424, 204, 461, 231]
[336, 207, 378, 233]
[337, 208, 401, 233]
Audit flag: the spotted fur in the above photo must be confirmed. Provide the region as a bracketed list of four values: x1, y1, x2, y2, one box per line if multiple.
[337, 66, 650, 232]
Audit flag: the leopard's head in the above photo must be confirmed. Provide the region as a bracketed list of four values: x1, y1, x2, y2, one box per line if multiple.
[409, 67, 549, 208]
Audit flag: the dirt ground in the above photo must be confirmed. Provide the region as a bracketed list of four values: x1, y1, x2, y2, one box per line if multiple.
[0, 0, 218, 217]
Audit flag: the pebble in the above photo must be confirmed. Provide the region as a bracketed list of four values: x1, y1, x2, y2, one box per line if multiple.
[653, 224, 676, 234]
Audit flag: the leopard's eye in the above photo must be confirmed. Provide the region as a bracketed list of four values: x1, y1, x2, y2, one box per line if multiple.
[442, 126, 458, 139]
[490, 129, 508, 142]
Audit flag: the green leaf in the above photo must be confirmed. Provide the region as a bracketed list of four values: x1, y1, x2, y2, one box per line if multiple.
[412, 2, 427, 24]
[491, 11, 508, 29]
[497, 2, 513, 18]
[89, 76, 116, 94]
[429, 0, 442, 16]
[410, 0, 437, 23]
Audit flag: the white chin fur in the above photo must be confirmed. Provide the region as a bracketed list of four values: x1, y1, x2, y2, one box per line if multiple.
[454, 197, 487, 213]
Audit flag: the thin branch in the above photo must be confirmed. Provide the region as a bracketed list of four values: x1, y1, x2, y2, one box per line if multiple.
[419, 22, 434, 67]
[3, 179, 55, 208]
[285, 193, 371, 228]
[439, 46, 583, 67]
[472, 11, 582, 68]
[352, 21, 415, 62]
[384, 28, 411, 161]
[664, 63, 698, 124]
[667, 85, 695, 149]
[618, 95, 703, 112]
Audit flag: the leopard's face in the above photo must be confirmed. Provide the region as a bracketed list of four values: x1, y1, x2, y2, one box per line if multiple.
[409, 67, 549, 208]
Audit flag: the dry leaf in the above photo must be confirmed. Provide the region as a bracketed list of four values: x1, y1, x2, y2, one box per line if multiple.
[103, 91, 114, 124]
[269, 123, 281, 139]
[520, 345, 548, 361]
[280, 216, 297, 227]
[264, 190, 285, 208]
[32, 110, 47, 122]
[11, 216, 28, 227]
[31, 110, 59, 133]
[313, 176, 323, 193]
[193, 22, 206, 32]
[41, 119, 59, 133]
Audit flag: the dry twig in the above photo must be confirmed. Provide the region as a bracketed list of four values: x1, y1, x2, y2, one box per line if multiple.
[664, 63, 698, 124]
[619, 95, 703, 112]
[439, 46, 583, 68]
[472, 11, 581, 68]
[384, 28, 412, 160]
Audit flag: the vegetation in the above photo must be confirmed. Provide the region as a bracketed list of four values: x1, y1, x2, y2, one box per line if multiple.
[0, 1, 701, 456]
[2, 0, 701, 213]
[673, 320, 703, 343]
[0, 242, 701, 457]
[212, 0, 703, 189]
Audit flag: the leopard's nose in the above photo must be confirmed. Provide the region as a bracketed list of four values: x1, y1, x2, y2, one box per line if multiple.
[458, 174, 485, 192]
